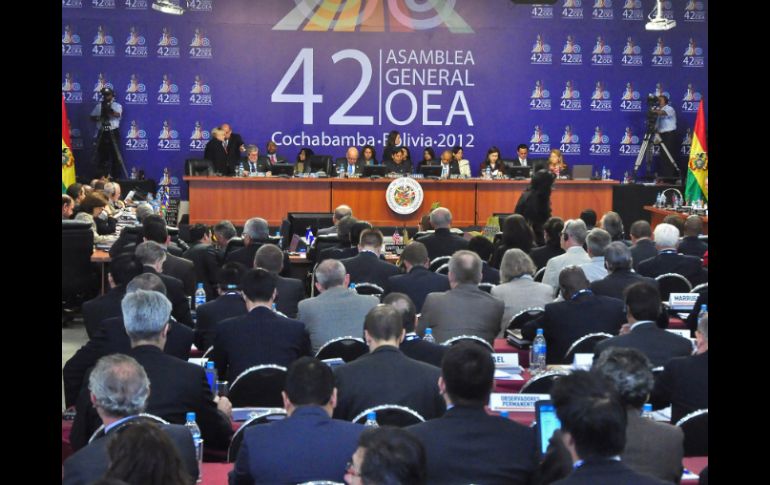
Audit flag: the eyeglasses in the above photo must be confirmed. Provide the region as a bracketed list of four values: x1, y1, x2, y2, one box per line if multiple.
[345, 461, 361, 477]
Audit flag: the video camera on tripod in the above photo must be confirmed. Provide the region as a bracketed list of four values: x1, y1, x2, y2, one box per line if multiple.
[644, 94, 659, 135]
[98, 87, 115, 128]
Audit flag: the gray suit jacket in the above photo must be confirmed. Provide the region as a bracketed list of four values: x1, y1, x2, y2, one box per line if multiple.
[420, 283, 505, 345]
[622, 409, 684, 483]
[542, 246, 592, 292]
[491, 276, 554, 337]
[297, 286, 380, 354]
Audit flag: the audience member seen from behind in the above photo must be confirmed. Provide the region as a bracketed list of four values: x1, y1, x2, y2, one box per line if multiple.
[466, 235, 501, 284]
[385, 241, 450, 313]
[529, 217, 565, 270]
[345, 427, 426, 485]
[515, 169, 555, 246]
[416, 207, 468, 260]
[678, 215, 707, 258]
[579, 228, 611, 283]
[579, 209, 597, 231]
[541, 219, 590, 292]
[636, 223, 707, 287]
[589, 242, 657, 301]
[629, 220, 657, 271]
[599, 211, 629, 245]
[491, 214, 536, 269]
[193, 262, 248, 352]
[382, 292, 447, 368]
[74, 192, 115, 244]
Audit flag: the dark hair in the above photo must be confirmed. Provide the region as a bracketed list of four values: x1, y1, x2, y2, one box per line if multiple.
[217, 262, 246, 291]
[580, 209, 597, 228]
[67, 182, 84, 201]
[467, 235, 494, 263]
[189, 223, 209, 243]
[240, 268, 277, 302]
[530, 169, 555, 192]
[441, 342, 495, 407]
[142, 215, 168, 244]
[623, 282, 661, 321]
[361, 144, 377, 163]
[592, 347, 654, 409]
[109, 254, 143, 286]
[629, 220, 652, 239]
[422, 147, 435, 162]
[451, 145, 463, 155]
[501, 214, 535, 254]
[662, 215, 685, 235]
[104, 420, 191, 485]
[80, 192, 109, 213]
[551, 370, 627, 460]
[62, 193, 74, 208]
[401, 146, 411, 162]
[94, 180, 106, 191]
[358, 228, 383, 248]
[359, 427, 427, 485]
[401, 241, 429, 267]
[559, 266, 590, 298]
[517, 144, 528, 151]
[483, 146, 501, 166]
[382, 292, 417, 333]
[255, 244, 284, 274]
[296, 147, 315, 163]
[419, 214, 433, 231]
[350, 221, 373, 246]
[385, 130, 400, 148]
[364, 304, 403, 342]
[285, 357, 334, 406]
[543, 217, 565, 248]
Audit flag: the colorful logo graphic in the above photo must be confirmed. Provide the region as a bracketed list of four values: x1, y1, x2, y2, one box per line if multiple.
[681, 128, 693, 156]
[681, 83, 702, 112]
[529, 125, 551, 154]
[189, 28, 213, 58]
[651, 37, 673, 67]
[69, 121, 84, 150]
[125, 74, 148, 105]
[158, 120, 181, 151]
[189, 121, 210, 151]
[157, 27, 180, 58]
[591, 36, 613, 66]
[91, 25, 115, 56]
[653, 82, 671, 100]
[619, 82, 642, 111]
[62, 25, 82, 56]
[531, 2, 555, 19]
[621, 36, 643, 66]
[592, 0, 613, 20]
[561, 35, 582, 65]
[621, 0, 643, 20]
[187, 0, 213, 12]
[531, 34, 552, 65]
[62, 73, 83, 103]
[189, 75, 213, 105]
[386, 177, 424, 215]
[92, 73, 114, 101]
[124, 0, 148, 9]
[684, 0, 706, 22]
[91, 0, 116, 8]
[124, 26, 148, 57]
[590, 81, 612, 111]
[561, 0, 584, 20]
[529, 80, 551, 111]
[125, 120, 148, 151]
[683, 38, 704, 68]
[589, 126, 610, 156]
[560, 125, 580, 155]
[274, 0, 473, 34]
[157, 75, 180, 105]
[560, 81, 582, 111]
[619, 126, 640, 156]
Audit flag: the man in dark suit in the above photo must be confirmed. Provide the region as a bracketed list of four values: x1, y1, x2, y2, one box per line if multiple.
[318, 204, 353, 236]
[335, 147, 365, 177]
[529, 217, 565, 270]
[193, 262, 248, 352]
[212, 220, 238, 263]
[594, 282, 693, 367]
[333, 305, 445, 422]
[107, 202, 154, 257]
[408, 342, 537, 484]
[263, 140, 286, 165]
[182, 223, 221, 300]
[81, 253, 141, 339]
[229, 357, 365, 484]
[135, 241, 193, 327]
[416, 207, 468, 261]
[384, 147, 413, 175]
[650, 314, 708, 424]
[385, 241, 450, 313]
[320, 220, 370, 261]
[239, 145, 263, 176]
[467, 235, 501, 284]
[420, 250, 504, 345]
[312, 215, 356, 264]
[143, 214, 196, 297]
[210, 268, 311, 382]
[341, 228, 399, 291]
[63, 273, 193, 408]
[549, 371, 669, 485]
[70, 290, 234, 453]
[637, 223, 708, 286]
[225, 217, 270, 268]
[255, 243, 305, 318]
[221, 122, 245, 174]
[204, 127, 230, 175]
[678, 215, 708, 258]
[590, 242, 658, 301]
[629, 220, 658, 271]
[62, 354, 198, 485]
[523, 266, 626, 364]
[383, 292, 446, 368]
[514, 143, 530, 167]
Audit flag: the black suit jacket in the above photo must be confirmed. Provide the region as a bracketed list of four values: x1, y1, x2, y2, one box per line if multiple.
[436, 161, 460, 176]
[224, 133, 245, 169]
[522, 293, 626, 364]
[108, 225, 142, 257]
[225, 243, 260, 268]
[62, 316, 193, 408]
[408, 406, 537, 484]
[593, 321, 693, 367]
[630, 239, 658, 271]
[637, 250, 708, 286]
[210, 306, 311, 382]
[678, 236, 707, 259]
[685, 288, 707, 333]
[320, 246, 357, 262]
[81, 285, 125, 339]
[552, 459, 669, 485]
[275, 275, 305, 318]
[482, 261, 501, 284]
[650, 351, 708, 423]
[399, 335, 447, 368]
[589, 270, 658, 301]
[163, 252, 196, 297]
[194, 292, 248, 352]
[204, 138, 230, 175]
[332, 346, 445, 421]
[341, 251, 399, 291]
[386, 266, 450, 312]
[335, 160, 365, 176]
[63, 417, 197, 485]
[182, 242, 221, 300]
[141, 266, 193, 327]
[417, 228, 469, 261]
[529, 244, 565, 270]
[384, 159, 413, 175]
[70, 345, 233, 452]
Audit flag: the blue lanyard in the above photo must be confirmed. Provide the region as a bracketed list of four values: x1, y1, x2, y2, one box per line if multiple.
[570, 289, 593, 300]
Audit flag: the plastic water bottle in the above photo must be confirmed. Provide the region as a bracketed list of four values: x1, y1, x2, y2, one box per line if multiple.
[423, 328, 435, 343]
[642, 403, 654, 420]
[185, 412, 203, 482]
[364, 411, 379, 427]
[349, 282, 357, 291]
[697, 304, 707, 323]
[500, 411, 510, 420]
[194, 283, 206, 309]
[275, 230, 283, 249]
[204, 361, 217, 395]
[530, 328, 547, 375]
[238, 164, 244, 177]
[130, 167, 138, 180]
[485, 166, 491, 179]
[606, 168, 611, 179]
[601, 166, 607, 180]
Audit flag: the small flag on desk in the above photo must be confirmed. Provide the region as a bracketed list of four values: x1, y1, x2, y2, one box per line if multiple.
[62, 94, 76, 192]
[685, 99, 708, 204]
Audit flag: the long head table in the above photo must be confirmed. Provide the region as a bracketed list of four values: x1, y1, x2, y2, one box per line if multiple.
[184, 176, 617, 227]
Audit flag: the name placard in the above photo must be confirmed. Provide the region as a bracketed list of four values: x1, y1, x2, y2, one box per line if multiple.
[668, 293, 698, 310]
[492, 352, 520, 370]
[489, 393, 550, 412]
[572, 353, 593, 370]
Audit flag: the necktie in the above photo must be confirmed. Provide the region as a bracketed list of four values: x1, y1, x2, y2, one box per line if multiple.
[250, 162, 255, 172]
[349, 164, 354, 176]
[223, 140, 228, 152]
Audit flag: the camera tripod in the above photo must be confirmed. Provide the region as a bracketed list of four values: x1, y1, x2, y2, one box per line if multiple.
[91, 120, 128, 179]
[633, 119, 679, 182]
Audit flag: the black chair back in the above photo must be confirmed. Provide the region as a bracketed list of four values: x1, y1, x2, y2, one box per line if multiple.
[185, 158, 215, 176]
[227, 409, 287, 462]
[315, 337, 368, 362]
[228, 365, 287, 407]
[520, 370, 570, 394]
[533, 267, 546, 282]
[478, 283, 496, 293]
[224, 237, 244, 260]
[676, 409, 708, 456]
[442, 335, 495, 352]
[563, 332, 614, 363]
[655, 273, 693, 300]
[62, 220, 97, 300]
[429, 256, 451, 272]
[507, 308, 545, 332]
[352, 405, 426, 428]
[353, 282, 384, 299]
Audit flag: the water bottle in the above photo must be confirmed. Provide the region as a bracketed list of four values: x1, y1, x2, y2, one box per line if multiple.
[364, 411, 379, 427]
[238, 164, 244, 177]
[194, 283, 206, 309]
[697, 304, 707, 323]
[130, 167, 138, 180]
[349, 282, 357, 290]
[642, 403, 654, 420]
[530, 328, 547, 375]
[485, 166, 491, 179]
[500, 411, 510, 420]
[204, 361, 217, 395]
[276, 230, 283, 249]
[423, 327, 435, 343]
[337, 163, 344, 178]
[185, 412, 203, 482]
[606, 168, 611, 179]
[601, 166, 607, 180]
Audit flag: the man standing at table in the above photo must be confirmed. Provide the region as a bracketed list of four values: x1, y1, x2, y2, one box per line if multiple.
[221, 122, 245, 174]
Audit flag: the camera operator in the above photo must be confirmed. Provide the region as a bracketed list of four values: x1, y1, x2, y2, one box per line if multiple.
[653, 95, 678, 178]
[89, 87, 125, 179]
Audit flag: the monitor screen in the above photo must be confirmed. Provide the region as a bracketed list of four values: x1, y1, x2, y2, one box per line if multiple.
[536, 400, 562, 455]
[308, 155, 332, 174]
[419, 165, 442, 177]
[362, 165, 387, 177]
[287, 212, 335, 238]
[270, 163, 295, 176]
[508, 166, 532, 179]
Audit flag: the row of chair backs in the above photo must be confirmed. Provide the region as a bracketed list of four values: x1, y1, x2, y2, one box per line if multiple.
[315, 337, 367, 362]
[655, 273, 692, 300]
[227, 408, 288, 462]
[62, 220, 96, 299]
[676, 408, 708, 457]
[229, 365, 288, 408]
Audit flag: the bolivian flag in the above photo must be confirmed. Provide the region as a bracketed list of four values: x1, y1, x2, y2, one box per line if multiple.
[62, 94, 76, 193]
[685, 99, 708, 203]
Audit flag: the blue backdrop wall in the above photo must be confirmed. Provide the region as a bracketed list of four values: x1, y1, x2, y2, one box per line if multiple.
[63, 0, 707, 200]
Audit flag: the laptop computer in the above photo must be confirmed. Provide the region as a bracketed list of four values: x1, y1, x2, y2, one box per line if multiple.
[571, 164, 593, 180]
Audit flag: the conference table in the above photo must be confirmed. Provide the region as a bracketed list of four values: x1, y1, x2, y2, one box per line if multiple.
[644, 205, 709, 234]
[184, 176, 618, 227]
